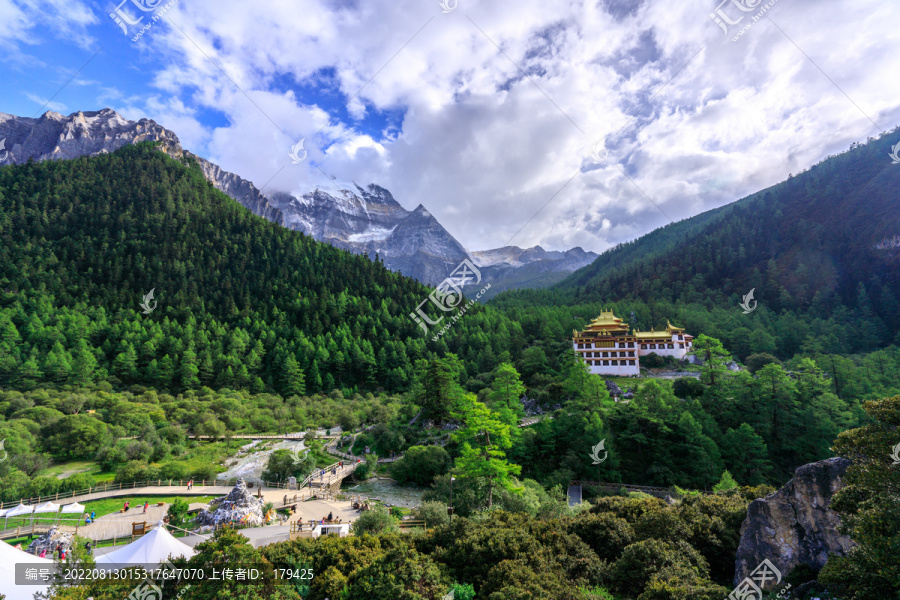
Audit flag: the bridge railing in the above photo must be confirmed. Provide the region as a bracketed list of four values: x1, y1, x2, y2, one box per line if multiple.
[570, 480, 711, 497]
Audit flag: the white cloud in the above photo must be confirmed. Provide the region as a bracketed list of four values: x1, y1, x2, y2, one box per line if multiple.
[13, 0, 900, 254]
[24, 91, 66, 112]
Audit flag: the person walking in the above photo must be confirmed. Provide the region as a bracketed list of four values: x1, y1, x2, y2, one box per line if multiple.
[90, 510, 96, 521]
[143, 501, 148, 514]
[283, 494, 288, 506]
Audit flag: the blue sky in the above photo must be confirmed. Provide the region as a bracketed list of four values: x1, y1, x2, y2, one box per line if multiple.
[2, 0, 899, 253]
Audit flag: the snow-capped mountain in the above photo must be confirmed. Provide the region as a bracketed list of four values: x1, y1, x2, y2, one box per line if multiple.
[0, 109, 283, 224]
[0, 109, 597, 294]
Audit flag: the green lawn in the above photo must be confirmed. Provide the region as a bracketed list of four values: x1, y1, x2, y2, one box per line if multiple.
[1, 495, 216, 530]
[35, 460, 117, 483]
[81, 495, 216, 520]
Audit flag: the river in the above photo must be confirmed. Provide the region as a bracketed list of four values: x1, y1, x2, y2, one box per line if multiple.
[343, 478, 426, 508]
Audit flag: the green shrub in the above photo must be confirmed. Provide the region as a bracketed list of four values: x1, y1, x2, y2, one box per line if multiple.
[712, 470, 739, 493]
[390, 445, 451, 486]
[447, 582, 476, 600]
[190, 464, 217, 482]
[568, 512, 635, 561]
[412, 501, 450, 528]
[609, 539, 709, 598]
[350, 506, 398, 536]
[158, 461, 190, 481]
[167, 498, 190, 528]
[672, 377, 705, 399]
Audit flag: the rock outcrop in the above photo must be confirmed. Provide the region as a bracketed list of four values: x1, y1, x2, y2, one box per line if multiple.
[195, 479, 265, 527]
[733, 457, 854, 588]
[605, 380, 623, 398]
[27, 527, 74, 556]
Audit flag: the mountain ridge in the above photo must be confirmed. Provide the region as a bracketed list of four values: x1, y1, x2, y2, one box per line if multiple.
[0, 109, 597, 294]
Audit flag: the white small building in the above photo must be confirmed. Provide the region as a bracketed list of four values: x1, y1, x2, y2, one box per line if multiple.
[312, 523, 350, 538]
[573, 311, 694, 377]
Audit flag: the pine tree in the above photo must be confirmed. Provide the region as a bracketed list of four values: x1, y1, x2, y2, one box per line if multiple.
[180, 347, 200, 389]
[281, 355, 306, 397]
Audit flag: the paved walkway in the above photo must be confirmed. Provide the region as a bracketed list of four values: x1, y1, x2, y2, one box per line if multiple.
[89, 497, 359, 551]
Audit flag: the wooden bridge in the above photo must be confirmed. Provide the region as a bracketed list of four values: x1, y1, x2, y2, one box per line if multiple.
[568, 480, 711, 503]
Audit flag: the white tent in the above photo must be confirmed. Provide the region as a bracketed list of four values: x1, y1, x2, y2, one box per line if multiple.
[4, 503, 33, 528]
[6, 504, 33, 517]
[0, 540, 53, 600]
[33, 501, 60, 514]
[97, 525, 196, 566]
[60, 502, 86, 514]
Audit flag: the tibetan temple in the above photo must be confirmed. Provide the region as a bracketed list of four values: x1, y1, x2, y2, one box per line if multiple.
[572, 310, 694, 376]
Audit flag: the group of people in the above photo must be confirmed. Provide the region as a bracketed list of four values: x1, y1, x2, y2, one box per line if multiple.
[83, 510, 97, 525]
[120, 501, 150, 513]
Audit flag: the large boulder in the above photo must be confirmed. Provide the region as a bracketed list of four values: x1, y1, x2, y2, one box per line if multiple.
[196, 478, 265, 527]
[605, 380, 623, 398]
[733, 457, 854, 588]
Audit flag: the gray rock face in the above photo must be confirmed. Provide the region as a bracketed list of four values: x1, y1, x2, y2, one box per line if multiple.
[0, 109, 283, 225]
[0, 108, 597, 291]
[196, 479, 265, 527]
[273, 185, 598, 289]
[733, 457, 854, 588]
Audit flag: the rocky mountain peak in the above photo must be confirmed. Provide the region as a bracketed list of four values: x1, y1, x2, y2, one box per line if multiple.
[0, 108, 599, 295]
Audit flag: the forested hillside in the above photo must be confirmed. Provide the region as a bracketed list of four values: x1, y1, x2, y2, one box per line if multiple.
[0, 143, 522, 395]
[492, 132, 900, 364]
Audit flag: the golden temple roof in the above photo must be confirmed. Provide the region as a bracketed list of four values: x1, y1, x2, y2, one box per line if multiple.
[574, 311, 688, 339]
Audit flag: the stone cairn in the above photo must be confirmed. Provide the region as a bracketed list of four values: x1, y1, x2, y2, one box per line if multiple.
[27, 527, 74, 556]
[195, 479, 265, 528]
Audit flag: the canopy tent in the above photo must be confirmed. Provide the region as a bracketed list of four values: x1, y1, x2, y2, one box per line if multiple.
[6, 504, 33, 517]
[97, 525, 196, 566]
[4, 503, 32, 528]
[33, 501, 60, 514]
[0, 539, 52, 600]
[58, 501, 86, 525]
[60, 502, 86, 513]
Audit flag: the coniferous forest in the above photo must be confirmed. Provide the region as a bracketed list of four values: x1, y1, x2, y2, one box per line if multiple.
[1, 141, 899, 599]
